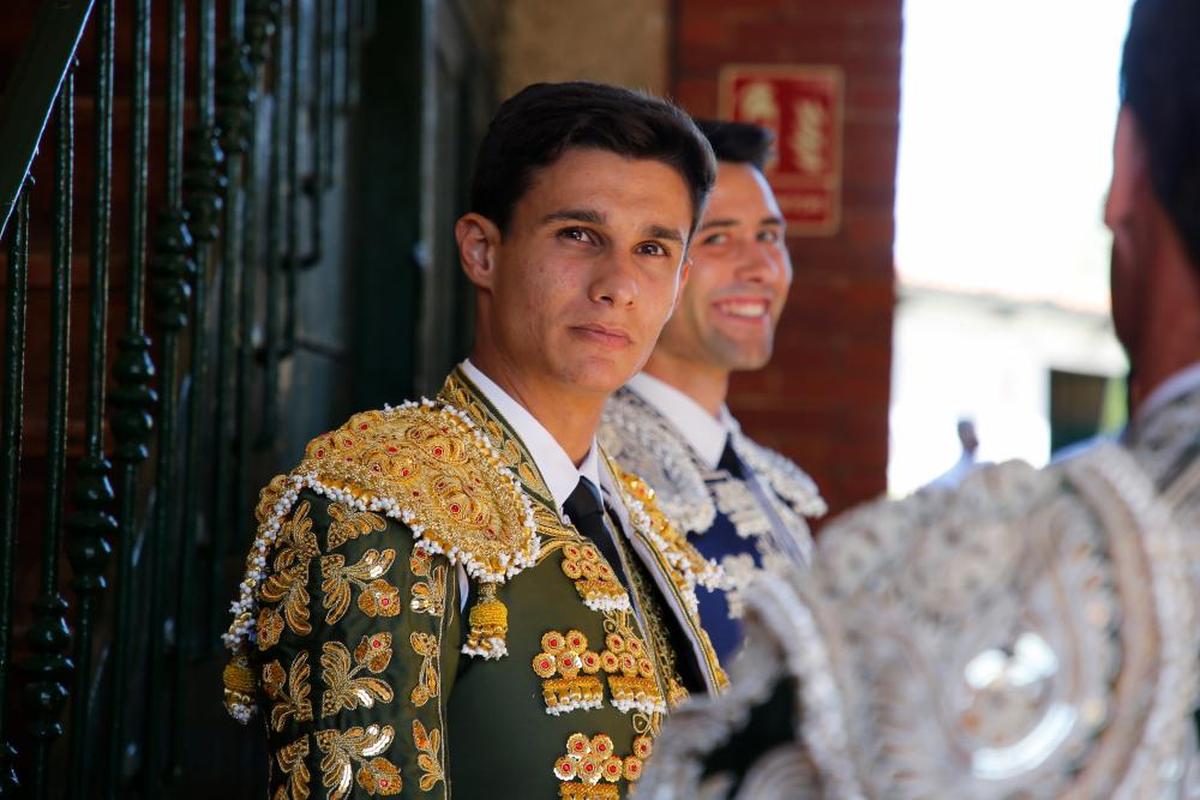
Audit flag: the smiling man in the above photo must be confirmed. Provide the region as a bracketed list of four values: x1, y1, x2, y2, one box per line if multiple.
[600, 120, 825, 666]
[221, 82, 727, 799]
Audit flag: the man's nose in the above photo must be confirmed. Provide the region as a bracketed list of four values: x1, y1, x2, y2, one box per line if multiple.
[590, 252, 639, 306]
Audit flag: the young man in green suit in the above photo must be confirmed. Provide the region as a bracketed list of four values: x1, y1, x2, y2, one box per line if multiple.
[222, 81, 727, 799]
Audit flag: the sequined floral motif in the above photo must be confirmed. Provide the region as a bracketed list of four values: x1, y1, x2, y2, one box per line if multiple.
[409, 632, 440, 707]
[257, 500, 320, 645]
[320, 548, 400, 624]
[554, 733, 649, 799]
[263, 652, 314, 732]
[315, 724, 402, 798]
[559, 542, 631, 613]
[409, 550, 446, 617]
[533, 630, 604, 715]
[273, 735, 311, 800]
[599, 631, 665, 715]
[412, 719, 445, 791]
[320, 633, 395, 717]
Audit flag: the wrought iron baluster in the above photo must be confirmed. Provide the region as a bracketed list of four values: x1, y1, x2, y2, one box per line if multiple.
[23, 71, 77, 800]
[107, 0, 158, 793]
[0, 191, 30, 797]
[261, 0, 291, 448]
[236, 0, 278, 538]
[66, 3, 118, 796]
[144, 0, 194, 789]
[210, 32, 254, 645]
[175, 0, 224, 772]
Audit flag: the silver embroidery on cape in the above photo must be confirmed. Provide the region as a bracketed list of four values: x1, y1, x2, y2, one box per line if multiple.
[599, 389, 717, 535]
[640, 438, 1200, 799]
[601, 387, 824, 569]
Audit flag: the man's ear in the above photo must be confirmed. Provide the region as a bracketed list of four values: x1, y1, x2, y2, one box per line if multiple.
[456, 212, 502, 290]
[1105, 106, 1149, 230]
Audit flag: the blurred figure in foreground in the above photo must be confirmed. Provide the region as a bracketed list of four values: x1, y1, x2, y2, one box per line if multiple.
[638, 0, 1200, 796]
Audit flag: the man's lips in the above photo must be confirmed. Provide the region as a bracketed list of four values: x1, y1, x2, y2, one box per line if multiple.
[570, 323, 634, 347]
[712, 296, 773, 320]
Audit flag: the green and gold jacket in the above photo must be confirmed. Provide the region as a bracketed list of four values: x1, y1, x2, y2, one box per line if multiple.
[222, 369, 727, 799]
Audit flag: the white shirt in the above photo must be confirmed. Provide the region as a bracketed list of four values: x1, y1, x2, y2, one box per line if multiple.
[461, 359, 600, 512]
[625, 372, 735, 469]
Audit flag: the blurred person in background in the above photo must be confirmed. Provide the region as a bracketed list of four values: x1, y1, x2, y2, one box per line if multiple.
[600, 120, 825, 669]
[637, 0, 1200, 795]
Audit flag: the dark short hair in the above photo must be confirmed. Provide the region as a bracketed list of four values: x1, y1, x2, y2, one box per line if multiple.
[469, 81, 717, 237]
[1121, 0, 1200, 267]
[695, 119, 774, 171]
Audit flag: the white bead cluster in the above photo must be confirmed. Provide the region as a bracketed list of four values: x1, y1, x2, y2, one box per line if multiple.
[612, 695, 667, 716]
[581, 594, 632, 614]
[461, 637, 509, 660]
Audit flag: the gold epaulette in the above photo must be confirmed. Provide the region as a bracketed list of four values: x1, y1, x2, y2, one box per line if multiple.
[222, 399, 540, 722]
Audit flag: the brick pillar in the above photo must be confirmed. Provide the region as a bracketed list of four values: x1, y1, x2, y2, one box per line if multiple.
[671, 0, 901, 520]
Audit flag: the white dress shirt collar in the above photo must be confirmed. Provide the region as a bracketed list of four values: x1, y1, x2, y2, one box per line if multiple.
[460, 360, 600, 511]
[1136, 360, 1200, 425]
[625, 372, 733, 469]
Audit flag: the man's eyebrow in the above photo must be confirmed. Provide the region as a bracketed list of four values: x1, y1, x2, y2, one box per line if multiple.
[761, 216, 785, 227]
[698, 218, 737, 232]
[540, 208, 606, 226]
[644, 224, 684, 244]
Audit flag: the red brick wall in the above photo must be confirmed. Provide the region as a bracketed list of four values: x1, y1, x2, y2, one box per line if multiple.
[670, 0, 901, 520]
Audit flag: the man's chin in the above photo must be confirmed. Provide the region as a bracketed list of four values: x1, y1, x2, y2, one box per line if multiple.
[559, 357, 638, 397]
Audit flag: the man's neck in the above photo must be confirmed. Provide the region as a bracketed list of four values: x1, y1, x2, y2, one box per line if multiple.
[1128, 222, 1200, 418]
[468, 350, 601, 465]
[641, 351, 729, 418]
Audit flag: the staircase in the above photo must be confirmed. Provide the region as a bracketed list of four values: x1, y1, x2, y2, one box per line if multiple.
[0, 1, 374, 796]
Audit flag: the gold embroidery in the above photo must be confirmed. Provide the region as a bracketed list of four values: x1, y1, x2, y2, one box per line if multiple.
[274, 735, 311, 800]
[412, 719, 445, 791]
[258, 500, 319, 640]
[263, 652, 314, 732]
[533, 630, 604, 715]
[409, 550, 446, 617]
[409, 632, 440, 707]
[316, 724, 402, 798]
[325, 502, 386, 551]
[320, 634, 395, 717]
[559, 542, 630, 612]
[597, 626, 666, 715]
[319, 548, 399, 624]
[298, 407, 538, 582]
[554, 733, 646, 799]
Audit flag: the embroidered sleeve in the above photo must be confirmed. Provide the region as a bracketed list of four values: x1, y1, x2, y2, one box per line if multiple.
[258, 490, 459, 799]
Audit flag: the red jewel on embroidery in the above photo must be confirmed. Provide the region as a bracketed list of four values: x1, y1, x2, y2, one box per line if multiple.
[387, 446, 398, 453]
[359, 423, 368, 430]
[450, 504, 461, 514]
[433, 446, 444, 456]
[316, 448, 325, 457]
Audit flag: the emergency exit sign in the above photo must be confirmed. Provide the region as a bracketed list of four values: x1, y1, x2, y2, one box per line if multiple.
[719, 65, 844, 236]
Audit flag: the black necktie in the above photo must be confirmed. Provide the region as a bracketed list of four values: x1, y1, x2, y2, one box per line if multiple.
[718, 435, 747, 479]
[563, 477, 629, 590]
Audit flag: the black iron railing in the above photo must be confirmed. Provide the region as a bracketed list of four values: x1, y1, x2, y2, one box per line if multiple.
[0, 0, 372, 795]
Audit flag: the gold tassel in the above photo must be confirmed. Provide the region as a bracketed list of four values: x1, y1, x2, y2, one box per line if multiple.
[223, 651, 258, 723]
[463, 581, 509, 659]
